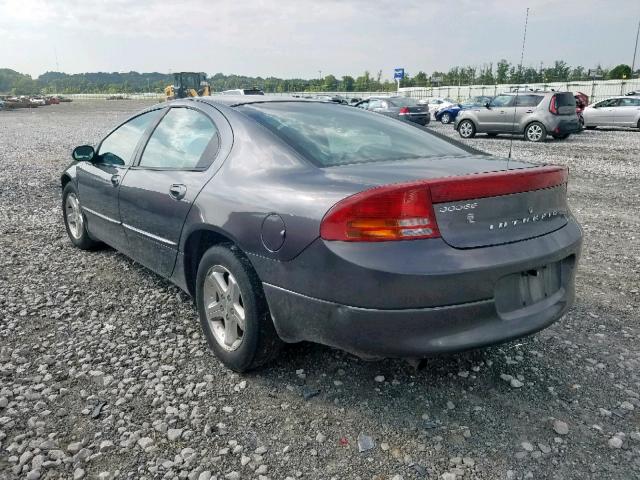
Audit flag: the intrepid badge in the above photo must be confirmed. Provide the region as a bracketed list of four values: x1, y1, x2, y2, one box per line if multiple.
[489, 210, 560, 230]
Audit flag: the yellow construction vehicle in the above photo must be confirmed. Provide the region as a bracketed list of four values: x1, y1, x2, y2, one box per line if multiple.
[165, 72, 211, 100]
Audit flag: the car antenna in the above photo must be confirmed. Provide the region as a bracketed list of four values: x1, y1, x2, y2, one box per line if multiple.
[508, 7, 530, 166]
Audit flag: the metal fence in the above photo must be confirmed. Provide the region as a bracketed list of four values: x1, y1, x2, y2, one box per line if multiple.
[398, 79, 640, 104]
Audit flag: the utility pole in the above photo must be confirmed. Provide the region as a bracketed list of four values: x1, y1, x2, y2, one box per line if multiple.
[632, 19, 640, 77]
[318, 70, 322, 91]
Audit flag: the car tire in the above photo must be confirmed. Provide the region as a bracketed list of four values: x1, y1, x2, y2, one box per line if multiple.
[585, 126, 596, 130]
[524, 122, 547, 142]
[458, 120, 476, 139]
[440, 113, 451, 124]
[552, 133, 570, 140]
[62, 182, 100, 250]
[196, 244, 283, 372]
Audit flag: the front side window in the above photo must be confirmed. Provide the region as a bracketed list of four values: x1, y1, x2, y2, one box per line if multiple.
[490, 95, 514, 107]
[594, 98, 618, 108]
[139, 108, 219, 170]
[239, 102, 468, 167]
[98, 110, 162, 166]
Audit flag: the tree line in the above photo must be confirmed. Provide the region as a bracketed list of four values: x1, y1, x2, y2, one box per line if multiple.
[1, 61, 635, 95]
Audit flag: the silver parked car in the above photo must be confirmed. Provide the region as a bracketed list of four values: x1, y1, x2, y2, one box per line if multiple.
[455, 91, 579, 142]
[582, 96, 640, 129]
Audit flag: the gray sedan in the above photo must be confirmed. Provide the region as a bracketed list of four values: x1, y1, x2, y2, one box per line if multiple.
[61, 97, 582, 371]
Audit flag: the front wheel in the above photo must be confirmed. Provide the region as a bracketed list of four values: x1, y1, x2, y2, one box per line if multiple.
[62, 183, 100, 250]
[458, 120, 476, 138]
[524, 122, 547, 142]
[196, 245, 283, 372]
[440, 112, 451, 124]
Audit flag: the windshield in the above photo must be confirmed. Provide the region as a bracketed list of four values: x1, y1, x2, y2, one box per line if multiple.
[238, 102, 468, 167]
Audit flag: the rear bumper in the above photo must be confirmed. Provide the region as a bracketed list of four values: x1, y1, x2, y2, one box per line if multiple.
[404, 115, 430, 125]
[553, 118, 580, 135]
[264, 274, 573, 358]
[256, 219, 582, 358]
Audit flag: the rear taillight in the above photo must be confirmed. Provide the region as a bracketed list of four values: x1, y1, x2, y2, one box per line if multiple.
[399, 106, 410, 115]
[320, 166, 567, 242]
[549, 95, 558, 115]
[320, 184, 440, 241]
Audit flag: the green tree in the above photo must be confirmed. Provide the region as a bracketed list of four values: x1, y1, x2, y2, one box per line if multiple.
[608, 64, 632, 79]
[340, 75, 355, 91]
[496, 59, 510, 84]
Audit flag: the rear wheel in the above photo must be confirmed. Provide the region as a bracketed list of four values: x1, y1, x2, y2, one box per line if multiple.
[62, 183, 100, 250]
[196, 245, 283, 372]
[524, 122, 547, 142]
[458, 120, 476, 139]
[552, 133, 570, 140]
[440, 112, 451, 124]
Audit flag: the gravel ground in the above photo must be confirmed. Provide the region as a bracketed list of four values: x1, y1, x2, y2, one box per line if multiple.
[0, 101, 639, 480]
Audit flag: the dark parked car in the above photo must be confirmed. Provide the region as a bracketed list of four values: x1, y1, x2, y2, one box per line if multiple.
[435, 96, 493, 124]
[354, 96, 430, 125]
[61, 97, 582, 371]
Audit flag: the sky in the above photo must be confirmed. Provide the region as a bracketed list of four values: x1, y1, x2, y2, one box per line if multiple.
[1, 0, 639, 80]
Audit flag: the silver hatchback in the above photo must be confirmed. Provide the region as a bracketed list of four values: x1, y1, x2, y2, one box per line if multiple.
[455, 91, 579, 142]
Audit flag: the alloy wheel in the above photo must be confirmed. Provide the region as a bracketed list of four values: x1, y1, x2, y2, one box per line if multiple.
[203, 265, 246, 351]
[459, 121, 473, 138]
[65, 193, 84, 240]
[526, 124, 543, 141]
[441, 113, 450, 124]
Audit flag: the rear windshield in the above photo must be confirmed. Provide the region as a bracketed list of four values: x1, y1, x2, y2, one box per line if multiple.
[555, 93, 576, 107]
[387, 97, 419, 107]
[238, 102, 468, 167]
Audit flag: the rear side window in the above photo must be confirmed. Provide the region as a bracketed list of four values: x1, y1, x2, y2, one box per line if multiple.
[139, 108, 219, 170]
[238, 102, 468, 167]
[619, 97, 640, 106]
[515, 95, 544, 107]
[554, 93, 576, 107]
[98, 110, 162, 166]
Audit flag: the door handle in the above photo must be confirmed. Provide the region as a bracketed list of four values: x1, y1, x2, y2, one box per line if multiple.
[525, 110, 534, 113]
[499, 110, 506, 114]
[169, 183, 187, 200]
[111, 174, 121, 187]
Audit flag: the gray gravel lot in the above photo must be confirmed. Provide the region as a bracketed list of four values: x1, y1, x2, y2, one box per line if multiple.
[0, 101, 639, 480]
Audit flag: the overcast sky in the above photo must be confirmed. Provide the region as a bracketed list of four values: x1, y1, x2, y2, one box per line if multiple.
[1, 0, 638, 80]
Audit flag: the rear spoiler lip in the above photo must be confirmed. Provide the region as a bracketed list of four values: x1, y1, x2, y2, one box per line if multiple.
[354, 165, 568, 204]
[429, 165, 568, 203]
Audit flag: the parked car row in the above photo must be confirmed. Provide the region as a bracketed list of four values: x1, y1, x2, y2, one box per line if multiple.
[0, 94, 71, 109]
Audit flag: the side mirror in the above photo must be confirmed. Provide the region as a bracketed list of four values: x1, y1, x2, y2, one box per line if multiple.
[484, 102, 491, 109]
[72, 145, 95, 162]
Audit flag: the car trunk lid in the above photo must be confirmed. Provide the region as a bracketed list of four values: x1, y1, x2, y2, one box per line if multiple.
[322, 158, 568, 248]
